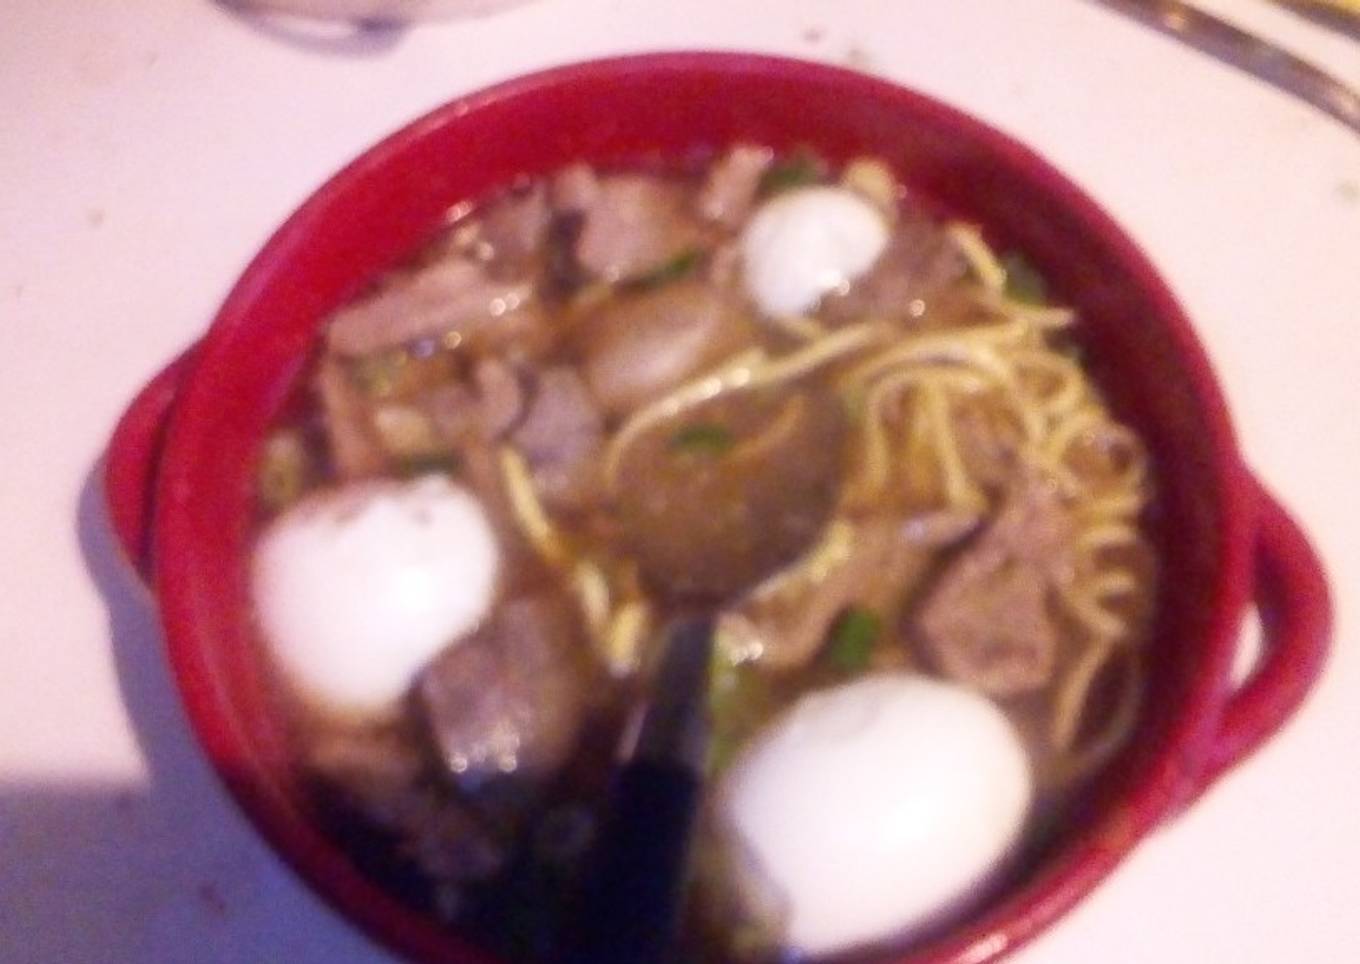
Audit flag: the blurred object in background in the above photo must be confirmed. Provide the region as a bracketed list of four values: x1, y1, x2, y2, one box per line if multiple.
[1097, 0, 1360, 136]
[1273, 0, 1360, 39]
[226, 0, 538, 23]
[1282, 0, 1359, 13]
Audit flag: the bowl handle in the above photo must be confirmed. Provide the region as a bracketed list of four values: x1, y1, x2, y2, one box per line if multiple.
[103, 344, 201, 583]
[1185, 474, 1332, 802]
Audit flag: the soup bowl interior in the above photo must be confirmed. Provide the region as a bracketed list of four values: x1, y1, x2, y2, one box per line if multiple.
[151, 53, 1252, 964]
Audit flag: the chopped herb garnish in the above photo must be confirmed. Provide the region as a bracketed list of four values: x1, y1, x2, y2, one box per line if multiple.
[1001, 251, 1049, 305]
[395, 451, 462, 478]
[631, 248, 703, 288]
[826, 606, 882, 672]
[670, 422, 734, 455]
[758, 149, 827, 197]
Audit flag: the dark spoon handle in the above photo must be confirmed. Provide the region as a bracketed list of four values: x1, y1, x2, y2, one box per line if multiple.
[558, 761, 703, 964]
[559, 618, 714, 964]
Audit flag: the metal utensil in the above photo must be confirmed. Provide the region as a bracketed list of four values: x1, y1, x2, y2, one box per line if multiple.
[1095, 0, 1360, 135]
[1273, 0, 1360, 41]
[559, 617, 716, 964]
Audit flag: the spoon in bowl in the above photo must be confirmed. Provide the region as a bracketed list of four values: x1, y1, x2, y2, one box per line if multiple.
[559, 617, 716, 964]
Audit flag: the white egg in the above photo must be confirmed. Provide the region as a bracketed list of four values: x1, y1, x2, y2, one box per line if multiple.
[740, 185, 890, 317]
[718, 673, 1032, 957]
[251, 475, 499, 715]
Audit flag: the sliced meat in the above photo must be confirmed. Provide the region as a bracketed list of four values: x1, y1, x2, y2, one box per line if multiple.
[580, 279, 758, 416]
[952, 395, 1024, 492]
[478, 183, 550, 270]
[416, 358, 525, 447]
[549, 163, 601, 214]
[915, 475, 1073, 695]
[473, 357, 525, 439]
[314, 357, 387, 479]
[418, 595, 586, 791]
[614, 393, 847, 600]
[920, 566, 1057, 696]
[706, 241, 744, 288]
[821, 211, 967, 324]
[721, 509, 980, 670]
[697, 145, 773, 229]
[568, 173, 708, 283]
[984, 473, 1071, 565]
[306, 727, 507, 883]
[326, 258, 546, 358]
[420, 380, 480, 446]
[510, 367, 605, 511]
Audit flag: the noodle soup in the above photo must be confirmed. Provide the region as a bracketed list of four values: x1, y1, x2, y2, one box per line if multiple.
[248, 147, 1156, 961]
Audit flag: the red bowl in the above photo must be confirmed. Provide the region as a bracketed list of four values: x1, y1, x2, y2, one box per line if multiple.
[104, 53, 1331, 963]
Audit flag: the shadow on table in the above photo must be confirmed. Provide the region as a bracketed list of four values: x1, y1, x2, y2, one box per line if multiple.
[0, 465, 384, 963]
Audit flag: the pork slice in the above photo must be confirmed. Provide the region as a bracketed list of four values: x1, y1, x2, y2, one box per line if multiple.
[919, 565, 1057, 696]
[326, 259, 543, 358]
[549, 163, 601, 214]
[314, 357, 387, 479]
[697, 145, 773, 229]
[307, 728, 507, 882]
[985, 473, 1072, 565]
[510, 367, 605, 511]
[414, 357, 525, 449]
[952, 399, 1023, 492]
[916, 476, 1072, 695]
[571, 174, 707, 283]
[821, 212, 967, 324]
[706, 241, 744, 288]
[724, 509, 980, 670]
[473, 357, 526, 439]
[420, 381, 479, 446]
[418, 596, 585, 791]
[478, 183, 551, 269]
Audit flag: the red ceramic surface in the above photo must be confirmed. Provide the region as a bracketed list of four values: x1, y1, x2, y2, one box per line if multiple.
[103, 53, 1332, 964]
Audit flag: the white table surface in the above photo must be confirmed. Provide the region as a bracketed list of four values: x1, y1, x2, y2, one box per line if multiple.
[2, 1, 1357, 961]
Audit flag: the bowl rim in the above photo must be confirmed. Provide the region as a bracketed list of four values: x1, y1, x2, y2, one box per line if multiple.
[149, 51, 1256, 964]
